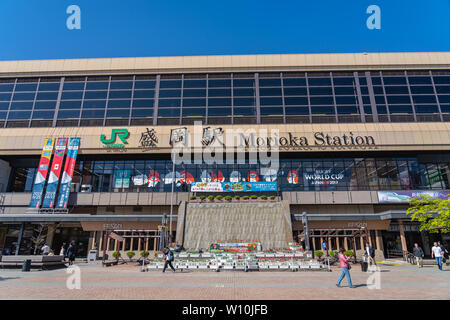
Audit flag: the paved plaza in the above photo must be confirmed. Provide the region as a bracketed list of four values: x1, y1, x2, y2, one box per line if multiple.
[0, 262, 449, 300]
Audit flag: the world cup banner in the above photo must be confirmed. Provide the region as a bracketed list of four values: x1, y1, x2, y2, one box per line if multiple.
[42, 137, 68, 208]
[56, 137, 80, 209]
[29, 138, 55, 208]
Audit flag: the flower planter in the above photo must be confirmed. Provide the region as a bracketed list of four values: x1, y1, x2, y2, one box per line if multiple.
[294, 253, 304, 257]
[223, 264, 234, 270]
[201, 253, 211, 258]
[265, 254, 275, 258]
[190, 253, 200, 258]
[179, 253, 189, 258]
[275, 253, 285, 258]
[268, 264, 279, 269]
[157, 253, 164, 259]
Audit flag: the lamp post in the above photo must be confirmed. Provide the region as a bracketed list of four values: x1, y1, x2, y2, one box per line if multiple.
[169, 153, 176, 242]
[302, 212, 310, 251]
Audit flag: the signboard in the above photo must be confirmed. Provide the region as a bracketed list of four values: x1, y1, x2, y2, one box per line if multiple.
[109, 232, 125, 241]
[29, 138, 55, 208]
[42, 137, 67, 208]
[100, 128, 129, 149]
[191, 181, 277, 192]
[56, 137, 80, 208]
[114, 170, 131, 188]
[304, 168, 346, 186]
[378, 191, 450, 203]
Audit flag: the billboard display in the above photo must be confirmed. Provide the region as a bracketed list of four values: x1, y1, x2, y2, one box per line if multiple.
[190, 181, 277, 192]
[56, 137, 80, 209]
[378, 191, 450, 203]
[29, 138, 55, 208]
[42, 137, 67, 208]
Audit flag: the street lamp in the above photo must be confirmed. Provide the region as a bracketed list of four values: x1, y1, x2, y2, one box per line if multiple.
[302, 211, 310, 250]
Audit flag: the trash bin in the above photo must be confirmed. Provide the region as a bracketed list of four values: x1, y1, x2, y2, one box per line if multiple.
[22, 259, 31, 272]
[88, 250, 98, 263]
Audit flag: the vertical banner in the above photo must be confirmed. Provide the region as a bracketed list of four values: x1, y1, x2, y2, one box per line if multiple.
[29, 138, 55, 208]
[56, 137, 80, 209]
[42, 137, 68, 208]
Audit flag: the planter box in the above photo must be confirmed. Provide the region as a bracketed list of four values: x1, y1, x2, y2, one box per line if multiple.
[294, 253, 304, 257]
[223, 264, 234, 270]
[265, 254, 275, 258]
[275, 254, 285, 258]
[285, 254, 294, 258]
[306, 254, 313, 258]
[179, 253, 189, 258]
[190, 254, 200, 258]
[198, 264, 209, 269]
[156, 262, 165, 269]
[157, 254, 164, 259]
[201, 253, 211, 258]
[235, 264, 245, 270]
[299, 264, 310, 269]
[268, 264, 279, 269]
[148, 264, 158, 269]
[279, 264, 289, 269]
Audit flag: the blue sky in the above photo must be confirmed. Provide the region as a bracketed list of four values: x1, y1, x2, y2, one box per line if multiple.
[0, 0, 448, 60]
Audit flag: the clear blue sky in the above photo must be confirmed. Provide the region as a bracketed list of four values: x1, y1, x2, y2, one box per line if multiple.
[0, 0, 448, 61]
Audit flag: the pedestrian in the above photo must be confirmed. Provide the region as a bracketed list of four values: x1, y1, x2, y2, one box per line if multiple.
[41, 243, 50, 255]
[162, 247, 176, 273]
[412, 243, 424, 268]
[336, 248, 355, 288]
[67, 242, 75, 265]
[364, 242, 376, 265]
[437, 241, 448, 263]
[59, 243, 67, 261]
[431, 242, 443, 271]
[322, 239, 327, 253]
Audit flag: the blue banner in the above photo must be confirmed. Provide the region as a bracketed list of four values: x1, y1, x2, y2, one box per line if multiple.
[378, 191, 450, 203]
[29, 138, 55, 208]
[191, 181, 277, 192]
[42, 138, 67, 208]
[56, 137, 80, 209]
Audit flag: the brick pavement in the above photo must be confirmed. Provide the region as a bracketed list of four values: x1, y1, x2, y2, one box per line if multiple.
[0, 262, 449, 300]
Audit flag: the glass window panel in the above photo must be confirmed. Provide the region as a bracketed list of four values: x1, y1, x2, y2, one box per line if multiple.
[285, 106, 309, 115]
[208, 88, 231, 97]
[436, 86, 450, 94]
[384, 86, 409, 94]
[108, 99, 131, 108]
[183, 89, 206, 97]
[377, 105, 387, 114]
[233, 79, 255, 87]
[375, 95, 386, 104]
[0, 84, 14, 92]
[372, 86, 384, 95]
[159, 80, 182, 89]
[233, 98, 255, 106]
[334, 87, 356, 95]
[410, 86, 434, 94]
[10, 101, 33, 110]
[408, 76, 432, 85]
[15, 83, 37, 91]
[260, 97, 282, 106]
[38, 83, 60, 91]
[81, 109, 105, 118]
[36, 92, 58, 100]
[440, 105, 450, 112]
[109, 81, 133, 90]
[32, 110, 54, 119]
[283, 87, 307, 96]
[0, 102, 9, 110]
[415, 105, 438, 113]
[63, 82, 85, 90]
[183, 79, 206, 88]
[208, 79, 231, 87]
[0, 111, 6, 119]
[383, 77, 406, 85]
[57, 109, 80, 119]
[283, 78, 306, 86]
[158, 99, 180, 108]
[311, 106, 335, 114]
[158, 108, 180, 117]
[159, 90, 181, 98]
[310, 96, 333, 105]
[84, 91, 107, 99]
[307, 78, 331, 86]
[234, 107, 256, 116]
[106, 109, 129, 118]
[0, 93, 12, 101]
[183, 98, 206, 107]
[34, 101, 57, 109]
[109, 91, 132, 99]
[83, 100, 106, 108]
[433, 76, 450, 84]
[259, 87, 282, 96]
[284, 97, 308, 105]
[337, 106, 359, 114]
[133, 90, 154, 99]
[333, 77, 355, 85]
[389, 105, 413, 114]
[412, 95, 436, 104]
[438, 95, 450, 103]
[259, 78, 281, 87]
[386, 95, 411, 104]
[208, 107, 232, 116]
[134, 81, 156, 89]
[260, 107, 283, 115]
[13, 92, 35, 100]
[335, 96, 357, 104]
[59, 100, 82, 109]
[132, 108, 153, 118]
[182, 108, 206, 116]
[360, 86, 369, 94]
[208, 98, 231, 106]
[8, 111, 31, 119]
[85, 82, 108, 90]
[233, 88, 254, 96]
[132, 99, 154, 108]
[309, 87, 332, 95]
[61, 91, 83, 100]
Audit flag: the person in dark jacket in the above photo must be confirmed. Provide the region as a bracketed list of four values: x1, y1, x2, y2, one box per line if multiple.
[412, 243, 424, 268]
[67, 243, 75, 265]
[162, 247, 176, 273]
[438, 241, 448, 262]
[364, 243, 376, 265]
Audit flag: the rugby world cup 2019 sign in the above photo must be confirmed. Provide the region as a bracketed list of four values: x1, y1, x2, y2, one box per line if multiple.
[191, 181, 277, 192]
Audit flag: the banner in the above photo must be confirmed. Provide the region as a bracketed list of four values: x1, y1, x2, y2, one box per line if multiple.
[29, 138, 55, 208]
[56, 137, 80, 209]
[378, 191, 450, 203]
[42, 138, 67, 208]
[114, 170, 131, 188]
[191, 181, 277, 192]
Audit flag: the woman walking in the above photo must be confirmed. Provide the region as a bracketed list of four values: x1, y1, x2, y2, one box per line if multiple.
[336, 248, 355, 288]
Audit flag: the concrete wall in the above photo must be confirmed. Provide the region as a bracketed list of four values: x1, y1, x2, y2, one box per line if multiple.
[0, 159, 11, 192]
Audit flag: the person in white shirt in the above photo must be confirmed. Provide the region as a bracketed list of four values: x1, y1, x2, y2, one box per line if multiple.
[431, 242, 443, 271]
[41, 244, 50, 256]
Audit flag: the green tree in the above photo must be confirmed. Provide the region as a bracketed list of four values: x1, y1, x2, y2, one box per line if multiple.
[406, 195, 450, 233]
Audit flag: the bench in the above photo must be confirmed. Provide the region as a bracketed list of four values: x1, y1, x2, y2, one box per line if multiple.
[0, 255, 67, 269]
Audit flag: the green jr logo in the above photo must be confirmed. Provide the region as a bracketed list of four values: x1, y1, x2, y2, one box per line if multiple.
[100, 129, 130, 148]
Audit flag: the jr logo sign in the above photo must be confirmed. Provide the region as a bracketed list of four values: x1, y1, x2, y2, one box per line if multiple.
[100, 129, 130, 149]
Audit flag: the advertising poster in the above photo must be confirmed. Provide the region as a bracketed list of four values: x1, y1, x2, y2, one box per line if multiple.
[115, 170, 130, 188]
[378, 191, 450, 203]
[191, 181, 277, 192]
[303, 168, 346, 186]
[56, 137, 80, 209]
[29, 138, 55, 208]
[42, 137, 68, 208]
[148, 170, 160, 187]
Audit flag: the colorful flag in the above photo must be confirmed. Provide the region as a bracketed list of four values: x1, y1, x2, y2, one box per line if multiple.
[29, 138, 55, 208]
[56, 137, 80, 209]
[42, 137, 67, 208]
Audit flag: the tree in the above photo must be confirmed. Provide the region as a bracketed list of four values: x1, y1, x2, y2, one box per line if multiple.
[406, 195, 450, 233]
[31, 224, 48, 254]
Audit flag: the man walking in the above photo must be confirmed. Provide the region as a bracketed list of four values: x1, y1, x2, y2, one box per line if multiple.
[437, 241, 448, 263]
[364, 242, 376, 266]
[431, 242, 443, 271]
[67, 242, 76, 266]
[412, 243, 424, 268]
[162, 247, 176, 273]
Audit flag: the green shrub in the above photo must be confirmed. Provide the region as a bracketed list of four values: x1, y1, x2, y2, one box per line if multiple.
[330, 250, 339, 257]
[199, 195, 206, 200]
[269, 195, 276, 200]
[215, 195, 223, 200]
[207, 195, 214, 201]
[140, 250, 149, 257]
[250, 195, 258, 199]
[344, 250, 354, 256]
[234, 195, 240, 200]
[224, 195, 232, 201]
[126, 251, 135, 260]
[189, 195, 196, 200]
[112, 251, 121, 259]
[314, 250, 324, 258]
[242, 196, 249, 200]
[260, 195, 267, 200]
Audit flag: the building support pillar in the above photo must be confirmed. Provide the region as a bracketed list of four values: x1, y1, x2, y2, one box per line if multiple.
[344, 235, 349, 250]
[375, 230, 384, 252]
[360, 236, 365, 249]
[88, 231, 95, 252]
[138, 237, 142, 252]
[46, 224, 56, 249]
[145, 237, 149, 251]
[398, 220, 408, 254]
[99, 232, 103, 251]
